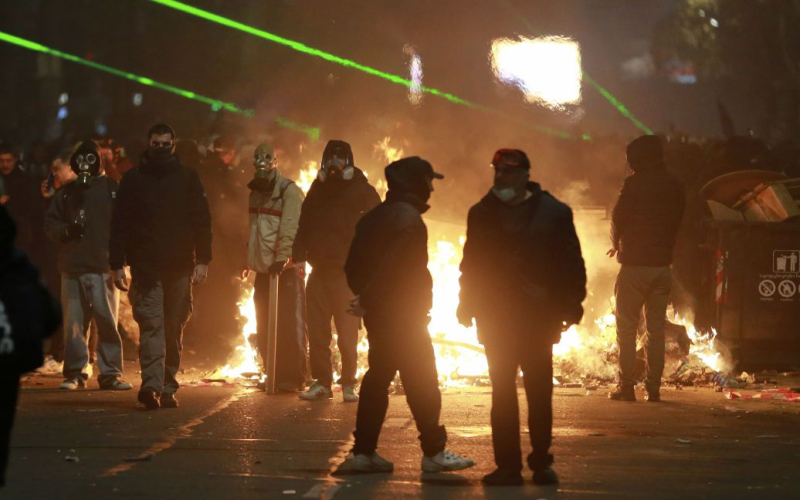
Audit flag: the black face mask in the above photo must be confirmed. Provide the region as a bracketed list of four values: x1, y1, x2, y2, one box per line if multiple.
[149, 146, 173, 164]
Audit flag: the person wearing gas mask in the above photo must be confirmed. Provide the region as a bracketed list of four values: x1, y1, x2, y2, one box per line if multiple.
[243, 143, 307, 392]
[109, 123, 212, 409]
[294, 140, 380, 403]
[336, 157, 475, 475]
[457, 149, 586, 486]
[44, 141, 130, 391]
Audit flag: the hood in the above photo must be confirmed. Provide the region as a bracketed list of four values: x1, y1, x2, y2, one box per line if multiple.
[321, 139, 354, 166]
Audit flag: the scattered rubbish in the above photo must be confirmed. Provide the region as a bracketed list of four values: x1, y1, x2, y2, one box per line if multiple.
[282, 490, 296, 495]
[65, 456, 80, 462]
[123, 454, 153, 462]
[588, 432, 606, 437]
[676, 438, 692, 444]
[561, 383, 583, 388]
[724, 389, 800, 402]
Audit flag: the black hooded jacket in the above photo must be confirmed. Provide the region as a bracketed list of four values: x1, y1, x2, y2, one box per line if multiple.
[611, 164, 685, 266]
[293, 166, 380, 272]
[459, 183, 586, 343]
[109, 152, 212, 277]
[345, 159, 433, 323]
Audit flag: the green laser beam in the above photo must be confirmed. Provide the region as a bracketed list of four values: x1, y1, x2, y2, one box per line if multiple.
[149, 0, 478, 109]
[501, 1, 653, 135]
[0, 30, 322, 141]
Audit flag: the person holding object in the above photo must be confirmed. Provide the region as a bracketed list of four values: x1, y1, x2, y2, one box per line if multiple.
[458, 149, 586, 486]
[607, 135, 685, 403]
[336, 157, 475, 475]
[45, 141, 130, 391]
[294, 140, 380, 403]
[109, 123, 212, 409]
[242, 143, 307, 392]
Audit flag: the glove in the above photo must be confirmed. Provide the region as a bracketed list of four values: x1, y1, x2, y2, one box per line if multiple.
[64, 222, 84, 240]
[268, 260, 286, 276]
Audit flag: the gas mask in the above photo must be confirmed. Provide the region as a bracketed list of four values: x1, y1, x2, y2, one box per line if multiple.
[248, 143, 277, 192]
[70, 142, 102, 188]
[319, 153, 354, 182]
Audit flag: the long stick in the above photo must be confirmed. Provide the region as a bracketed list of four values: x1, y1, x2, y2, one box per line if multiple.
[265, 273, 279, 395]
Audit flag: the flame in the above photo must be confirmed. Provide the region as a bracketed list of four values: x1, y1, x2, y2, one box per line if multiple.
[297, 161, 318, 195]
[373, 136, 404, 164]
[218, 286, 261, 379]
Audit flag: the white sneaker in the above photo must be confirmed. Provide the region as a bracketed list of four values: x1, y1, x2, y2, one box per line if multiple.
[36, 356, 63, 375]
[421, 449, 476, 472]
[342, 385, 359, 403]
[59, 378, 86, 390]
[333, 453, 394, 475]
[299, 382, 333, 400]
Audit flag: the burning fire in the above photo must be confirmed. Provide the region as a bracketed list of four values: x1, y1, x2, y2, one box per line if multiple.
[216, 154, 727, 386]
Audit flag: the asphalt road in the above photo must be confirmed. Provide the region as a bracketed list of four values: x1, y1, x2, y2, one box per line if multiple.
[3, 364, 800, 499]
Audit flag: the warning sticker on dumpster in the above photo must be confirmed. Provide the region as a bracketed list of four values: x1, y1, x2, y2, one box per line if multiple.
[773, 250, 800, 273]
[758, 249, 800, 302]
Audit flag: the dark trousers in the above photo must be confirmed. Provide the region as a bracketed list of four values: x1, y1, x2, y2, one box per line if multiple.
[614, 265, 672, 391]
[254, 270, 308, 387]
[306, 270, 360, 387]
[130, 274, 193, 394]
[352, 315, 446, 457]
[0, 368, 19, 487]
[483, 336, 554, 471]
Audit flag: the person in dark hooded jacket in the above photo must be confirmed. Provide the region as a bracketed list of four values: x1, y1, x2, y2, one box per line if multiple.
[458, 149, 586, 486]
[607, 135, 684, 403]
[109, 123, 212, 410]
[336, 157, 475, 475]
[0, 205, 62, 487]
[294, 140, 380, 402]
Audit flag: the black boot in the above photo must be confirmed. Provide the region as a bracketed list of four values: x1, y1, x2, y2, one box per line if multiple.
[482, 468, 523, 486]
[137, 388, 161, 409]
[608, 385, 636, 401]
[160, 392, 179, 408]
[532, 467, 559, 485]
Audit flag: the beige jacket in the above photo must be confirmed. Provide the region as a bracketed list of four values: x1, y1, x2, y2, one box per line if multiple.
[247, 172, 304, 273]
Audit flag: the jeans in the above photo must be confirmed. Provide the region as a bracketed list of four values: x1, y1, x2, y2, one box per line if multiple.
[352, 314, 446, 457]
[61, 273, 123, 384]
[483, 335, 554, 471]
[306, 270, 360, 387]
[130, 274, 193, 394]
[614, 265, 672, 391]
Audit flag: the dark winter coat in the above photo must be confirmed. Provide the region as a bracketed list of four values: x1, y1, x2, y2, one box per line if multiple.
[459, 183, 587, 343]
[345, 190, 432, 323]
[109, 153, 212, 278]
[293, 167, 380, 273]
[611, 165, 685, 266]
[44, 177, 117, 274]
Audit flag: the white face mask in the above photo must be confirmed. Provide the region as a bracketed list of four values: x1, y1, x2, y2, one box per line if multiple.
[492, 186, 518, 202]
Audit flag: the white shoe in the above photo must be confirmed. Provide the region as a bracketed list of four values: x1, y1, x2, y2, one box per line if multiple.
[100, 379, 133, 391]
[36, 356, 63, 375]
[299, 382, 333, 400]
[59, 378, 86, 390]
[422, 450, 476, 472]
[333, 453, 394, 475]
[342, 385, 359, 403]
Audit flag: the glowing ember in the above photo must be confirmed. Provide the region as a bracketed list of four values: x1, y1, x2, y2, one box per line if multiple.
[490, 36, 582, 109]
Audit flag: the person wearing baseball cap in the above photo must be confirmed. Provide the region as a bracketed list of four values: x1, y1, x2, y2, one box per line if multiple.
[336, 156, 475, 475]
[458, 148, 587, 486]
